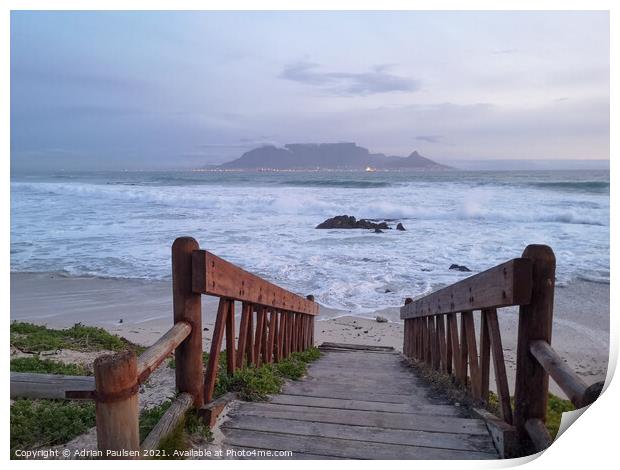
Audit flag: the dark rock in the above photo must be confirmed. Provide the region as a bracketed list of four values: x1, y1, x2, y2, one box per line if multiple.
[119, 319, 123, 324]
[374, 228, 383, 233]
[449, 264, 471, 272]
[384, 288, 392, 293]
[396, 223, 406, 231]
[316, 215, 390, 230]
[376, 316, 388, 323]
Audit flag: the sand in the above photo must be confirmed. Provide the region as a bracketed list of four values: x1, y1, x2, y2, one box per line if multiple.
[10, 272, 610, 398]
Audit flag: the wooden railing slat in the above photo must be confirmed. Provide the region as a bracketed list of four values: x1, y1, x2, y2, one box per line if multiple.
[245, 305, 255, 366]
[459, 313, 468, 386]
[192, 250, 318, 315]
[485, 308, 513, 424]
[204, 298, 229, 403]
[226, 300, 236, 374]
[462, 311, 481, 399]
[236, 302, 251, 368]
[400, 258, 532, 319]
[479, 309, 491, 404]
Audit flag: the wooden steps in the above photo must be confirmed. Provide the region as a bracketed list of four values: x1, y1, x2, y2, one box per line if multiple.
[219, 344, 499, 459]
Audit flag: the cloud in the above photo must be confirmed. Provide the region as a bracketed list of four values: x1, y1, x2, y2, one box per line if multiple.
[492, 48, 518, 54]
[280, 61, 419, 95]
[416, 135, 443, 143]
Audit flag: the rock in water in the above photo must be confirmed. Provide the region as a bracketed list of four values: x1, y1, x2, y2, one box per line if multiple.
[316, 215, 390, 230]
[396, 223, 406, 231]
[374, 228, 383, 233]
[376, 316, 388, 323]
[449, 264, 471, 272]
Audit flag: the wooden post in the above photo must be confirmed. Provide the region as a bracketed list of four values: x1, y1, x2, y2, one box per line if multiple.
[94, 350, 140, 457]
[172, 237, 204, 407]
[514, 244, 556, 446]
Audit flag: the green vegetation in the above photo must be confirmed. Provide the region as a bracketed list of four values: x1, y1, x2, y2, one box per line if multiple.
[486, 391, 574, 438]
[10, 322, 137, 353]
[139, 400, 213, 459]
[214, 347, 322, 401]
[10, 399, 96, 458]
[10, 357, 91, 376]
[546, 393, 575, 438]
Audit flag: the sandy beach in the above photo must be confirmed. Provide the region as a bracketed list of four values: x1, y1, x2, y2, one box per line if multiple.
[10, 272, 610, 398]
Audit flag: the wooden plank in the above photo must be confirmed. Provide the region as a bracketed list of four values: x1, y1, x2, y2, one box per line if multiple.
[269, 394, 464, 416]
[141, 393, 193, 451]
[529, 340, 591, 408]
[279, 385, 429, 405]
[400, 258, 532, 319]
[204, 298, 229, 403]
[222, 428, 496, 460]
[462, 311, 481, 399]
[172, 237, 203, 407]
[319, 342, 395, 352]
[480, 310, 491, 403]
[231, 402, 490, 435]
[486, 307, 513, 424]
[192, 250, 318, 315]
[10, 372, 95, 400]
[236, 303, 251, 368]
[224, 415, 497, 454]
[137, 321, 191, 382]
[226, 300, 236, 374]
[514, 245, 555, 443]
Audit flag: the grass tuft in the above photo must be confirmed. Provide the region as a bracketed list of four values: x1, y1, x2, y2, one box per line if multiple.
[10, 322, 137, 353]
[10, 357, 91, 376]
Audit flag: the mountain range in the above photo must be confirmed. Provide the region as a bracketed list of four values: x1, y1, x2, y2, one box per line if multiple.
[216, 143, 450, 170]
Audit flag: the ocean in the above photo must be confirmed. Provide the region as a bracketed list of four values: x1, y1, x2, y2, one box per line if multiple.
[10, 170, 610, 314]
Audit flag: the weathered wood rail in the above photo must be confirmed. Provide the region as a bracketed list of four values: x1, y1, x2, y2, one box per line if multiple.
[401, 244, 603, 456]
[11, 237, 317, 458]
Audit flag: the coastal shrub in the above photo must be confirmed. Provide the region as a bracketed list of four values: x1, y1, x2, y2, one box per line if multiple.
[10, 399, 96, 458]
[214, 347, 322, 400]
[10, 321, 136, 353]
[10, 357, 91, 376]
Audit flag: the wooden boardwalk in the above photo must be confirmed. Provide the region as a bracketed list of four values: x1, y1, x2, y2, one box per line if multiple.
[220, 344, 499, 459]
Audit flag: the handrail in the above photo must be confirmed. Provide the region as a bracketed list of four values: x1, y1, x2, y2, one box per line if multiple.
[192, 249, 319, 315]
[400, 258, 532, 318]
[401, 244, 603, 457]
[89, 236, 317, 457]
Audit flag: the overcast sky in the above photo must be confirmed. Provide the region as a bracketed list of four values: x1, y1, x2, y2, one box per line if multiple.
[10, 11, 609, 170]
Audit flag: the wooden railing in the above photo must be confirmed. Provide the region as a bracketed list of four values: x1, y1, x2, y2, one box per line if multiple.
[401, 244, 603, 455]
[71, 236, 318, 457]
